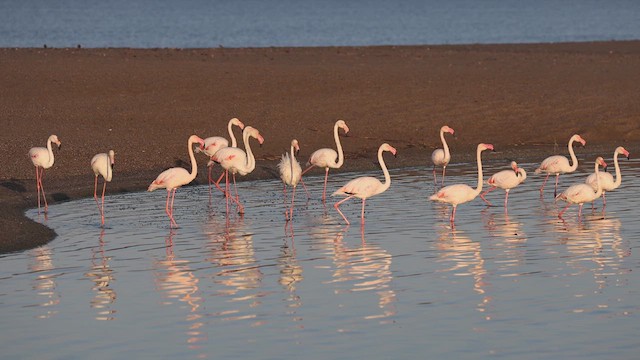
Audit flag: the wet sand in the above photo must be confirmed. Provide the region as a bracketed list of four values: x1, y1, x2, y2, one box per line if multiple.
[1, 41, 639, 253]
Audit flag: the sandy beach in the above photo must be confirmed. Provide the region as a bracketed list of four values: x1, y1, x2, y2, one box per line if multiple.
[1, 41, 639, 253]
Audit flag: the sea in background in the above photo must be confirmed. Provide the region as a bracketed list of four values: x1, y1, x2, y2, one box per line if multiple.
[0, 0, 639, 48]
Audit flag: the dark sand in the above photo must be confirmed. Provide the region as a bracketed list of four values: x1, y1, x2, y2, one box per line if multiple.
[2, 42, 639, 253]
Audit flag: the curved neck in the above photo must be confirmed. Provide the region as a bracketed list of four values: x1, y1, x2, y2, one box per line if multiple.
[567, 138, 579, 171]
[475, 147, 484, 194]
[440, 129, 450, 158]
[612, 151, 622, 188]
[379, 147, 391, 192]
[46, 138, 55, 167]
[593, 161, 603, 197]
[289, 144, 296, 183]
[188, 139, 198, 179]
[228, 121, 238, 148]
[334, 124, 345, 167]
[243, 131, 256, 172]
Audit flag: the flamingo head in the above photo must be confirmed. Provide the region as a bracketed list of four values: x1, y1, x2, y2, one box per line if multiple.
[617, 146, 630, 160]
[442, 125, 455, 135]
[596, 156, 607, 170]
[573, 134, 586, 146]
[245, 126, 264, 146]
[49, 134, 62, 149]
[189, 135, 205, 149]
[108, 150, 115, 167]
[231, 117, 245, 130]
[510, 161, 518, 173]
[336, 120, 350, 135]
[479, 143, 494, 152]
[382, 143, 397, 157]
[291, 139, 300, 154]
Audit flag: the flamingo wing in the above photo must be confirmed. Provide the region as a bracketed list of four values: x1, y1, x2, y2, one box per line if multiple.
[309, 148, 338, 168]
[333, 176, 382, 198]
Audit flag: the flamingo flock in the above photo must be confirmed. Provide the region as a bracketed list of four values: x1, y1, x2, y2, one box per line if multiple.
[28, 124, 631, 229]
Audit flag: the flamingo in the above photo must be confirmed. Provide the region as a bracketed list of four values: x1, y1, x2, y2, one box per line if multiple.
[28, 134, 62, 213]
[431, 125, 455, 187]
[91, 150, 115, 226]
[480, 161, 527, 209]
[332, 143, 397, 226]
[195, 118, 245, 195]
[535, 134, 586, 198]
[148, 135, 205, 228]
[556, 157, 608, 219]
[302, 119, 350, 201]
[429, 143, 494, 225]
[211, 126, 264, 214]
[585, 146, 630, 209]
[278, 139, 302, 221]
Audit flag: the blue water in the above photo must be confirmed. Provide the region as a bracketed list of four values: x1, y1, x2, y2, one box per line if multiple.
[1, 0, 639, 48]
[3, 158, 640, 359]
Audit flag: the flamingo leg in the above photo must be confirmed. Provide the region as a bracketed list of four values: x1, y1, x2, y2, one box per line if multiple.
[288, 186, 297, 221]
[450, 205, 457, 223]
[554, 174, 560, 198]
[361, 198, 366, 227]
[40, 167, 48, 212]
[441, 166, 446, 187]
[169, 189, 178, 228]
[540, 173, 550, 194]
[224, 171, 230, 214]
[577, 203, 584, 219]
[322, 168, 329, 202]
[165, 190, 172, 224]
[35, 166, 41, 213]
[480, 187, 496, 206]
[301, 165, 315, 176]
[334, 195, 355, 225]
[101, 181, 107, 226]
[232, 174, 244, 214]
[558, 203, 571, 218]
[504, 189, 510, 209]
[432, 165, 437, 185]
[214, 171, 226, 195]
[207, 165, 213, 198]
[299, 177, 310, 199]
[602, 192, 607, 208]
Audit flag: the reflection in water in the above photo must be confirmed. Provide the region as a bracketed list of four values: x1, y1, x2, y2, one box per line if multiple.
[29, 245, 60, 319]
[278, 227, 304, 327]
[204, 216, 265, 326]
[435, 226, 491, 317]
[84, 230, 117, 321]
[482, 210, 527, 274]
[154, 231, 208, 354]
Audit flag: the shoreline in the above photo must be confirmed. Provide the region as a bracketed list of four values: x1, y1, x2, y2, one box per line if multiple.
[2, 41, 639, 253]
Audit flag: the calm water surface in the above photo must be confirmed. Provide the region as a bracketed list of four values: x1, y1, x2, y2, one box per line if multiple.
[3, 158, 640, 359]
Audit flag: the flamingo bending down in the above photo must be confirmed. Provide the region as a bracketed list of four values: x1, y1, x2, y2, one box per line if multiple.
[535, 134, 586, 197]
[431, 125, 455, 187]
[212, 126, 264, 214]
[278, 139, 302, 221]
[302, 119, 350, 201]
[91, 150, 115, 226]
[429, 143, 494, 225]
[556, 157, 607, 219]
[585, 146, 630, 209]
[148, 135, 205, 228]
[480, 161, 527, 208]
[195, 118, 245, 195]
[332, 143, 397, 226]
[28, 134, 62, 213]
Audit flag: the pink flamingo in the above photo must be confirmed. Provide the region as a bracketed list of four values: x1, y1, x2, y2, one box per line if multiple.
[28, 134, 62, 213]
[278, 139, 302, 221]
[585, 146, 630, 209]
[91, 150, 115, 226]
[148, 135, 205, 228]
[480, 161, 527, 209]
[302, 119, 350, 201]
[332, 143, 397, 226]
[556, 157, 607, 219]
[429, 143, 494, 225]
[431, 125, 455, 187]
[535, 134, 586, 197]
[195, 118, 245, 195]
[211, 126, 264, 214]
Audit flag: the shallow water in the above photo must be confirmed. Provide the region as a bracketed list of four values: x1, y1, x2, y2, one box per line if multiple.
[4, 158, 640, 359]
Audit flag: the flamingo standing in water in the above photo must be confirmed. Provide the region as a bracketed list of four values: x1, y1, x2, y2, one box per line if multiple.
[480, 161, 527, 209]
[91, 150, 115, 226]
[148, 135, 205, 228]
[195, 118, 245, 195]
[28, 134, 62, 213]
[429, 143, 494, 225]
[556, 157, 607, 219]
[332, 143, 397, 226]
[212, 126, 264, 214]
[585, 146, 630, 209]
[278, 139, 302, 221]
[302, 119, 350, 201]
[431, 125, 455, 187]
[535, 134, 586, 197]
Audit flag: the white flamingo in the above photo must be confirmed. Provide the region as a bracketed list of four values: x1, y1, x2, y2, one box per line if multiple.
[302, 119, 350, 201]
[535, 134, 586, 197]
[431, 125, 455, 187]
[556, 157, 608, 219]
[278, 139, 302, 221]
[212, 126, 264, 214]
[195, 118, 245, 195]
[585, 146, 630, 209]
[430, 143, 494, 225]
[28, 134, 62, 213]
[91, 150, 115, 226]
[480, 161, 527, 209]
[333, 143, 397, 226]
[148, 135, 205, 228]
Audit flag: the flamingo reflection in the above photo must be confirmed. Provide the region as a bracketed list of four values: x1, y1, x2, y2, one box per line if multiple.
[29, 245, 60, 319]
[482, 210, 527, 272]
[278, 229, 304, 327]
[84, 229, 117, 320]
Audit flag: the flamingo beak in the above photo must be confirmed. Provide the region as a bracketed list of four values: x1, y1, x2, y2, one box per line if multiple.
[625, 151, 630, 160]
[258, 135, 265, 146]
[57, 142, 62, 150]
